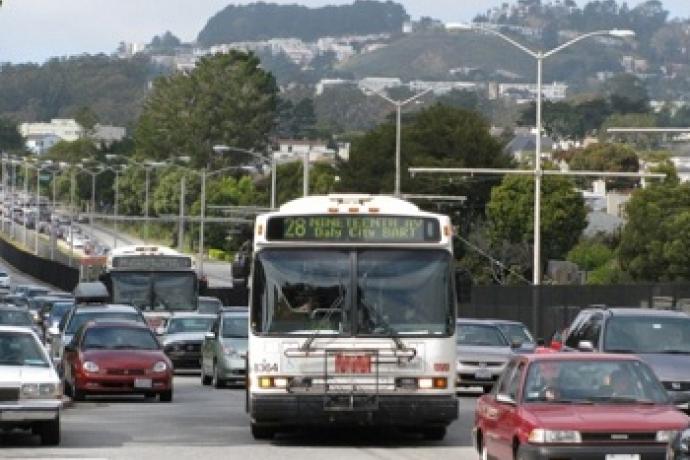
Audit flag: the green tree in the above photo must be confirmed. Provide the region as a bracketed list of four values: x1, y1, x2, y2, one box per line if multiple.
[566, 240, 615, 271]
[273, 161, 337, 205]
[135, 51, 278, 169]
[0, 117, 23, 151]
[487, 175, 587, 269]
[569, 143, 640, 190]
[619, 177, 690, 281]
[44, 139, 98, 164]
[73, 106, 99, 133]
[600, 112, 658, 148]
[604, 74, 650, 114]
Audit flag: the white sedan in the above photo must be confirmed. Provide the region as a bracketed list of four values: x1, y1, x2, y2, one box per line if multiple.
[0, 325, 62, 445]
[0, 270, 10, 290]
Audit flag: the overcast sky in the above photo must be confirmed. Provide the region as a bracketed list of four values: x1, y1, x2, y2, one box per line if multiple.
[1, 0, 690, 63]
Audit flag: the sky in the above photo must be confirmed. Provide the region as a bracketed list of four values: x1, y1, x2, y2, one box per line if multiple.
[1, 0, 690, 63]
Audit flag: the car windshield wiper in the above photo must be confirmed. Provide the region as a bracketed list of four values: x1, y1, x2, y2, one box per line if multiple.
[660, 349, 690, 355]
[359, 298, 408, 354]
[586, 396, 656, 404]
[605, 348, 637, 353]
[84, 344, 108, 349]
[300, 283, 345, 352]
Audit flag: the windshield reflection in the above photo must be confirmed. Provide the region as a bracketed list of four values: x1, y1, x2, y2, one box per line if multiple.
[111, 272, 197, 311]
[604, 316, 690, 354]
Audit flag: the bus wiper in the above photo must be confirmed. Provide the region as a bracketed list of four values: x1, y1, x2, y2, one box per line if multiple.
[661, 349, 690, 355]
[300, 282, 345, 352]
[359, 298, 408, 355]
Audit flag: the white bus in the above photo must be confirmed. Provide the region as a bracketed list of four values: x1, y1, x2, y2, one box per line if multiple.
[247, 195, 458, 440]
[100, 245, 199, 329]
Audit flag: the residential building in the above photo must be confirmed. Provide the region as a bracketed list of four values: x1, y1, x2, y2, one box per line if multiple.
[408, 80, 478, 95]
[273, 139, 350, 164]
[19, 119, 126, 152]
[504, 132, 554, 162]
[20, 119, 83, 142]
[498, 82, 568, 103]
[358, 77, 403, 94]
[315, 78, 354, 96]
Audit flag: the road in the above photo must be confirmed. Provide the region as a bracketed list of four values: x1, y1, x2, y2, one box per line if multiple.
[0, 376, 479, 459]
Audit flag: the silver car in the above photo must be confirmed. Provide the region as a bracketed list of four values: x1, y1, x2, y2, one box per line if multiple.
[161, 313, 216, 370]
[456, 319, 534, 393]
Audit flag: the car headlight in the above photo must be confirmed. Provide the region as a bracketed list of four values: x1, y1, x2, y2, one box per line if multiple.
[21, 383, 59, 399]
[152, 361, 168, 373]
[657, 429, 681, 443]
[528, 429, 582, 444]
[223, 345, 238, 357]
[83, 361, 99, 373]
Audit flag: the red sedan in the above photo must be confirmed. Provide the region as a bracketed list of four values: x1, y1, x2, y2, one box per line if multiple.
[61, 321, 173, 402]
[473, 353, 689, 460]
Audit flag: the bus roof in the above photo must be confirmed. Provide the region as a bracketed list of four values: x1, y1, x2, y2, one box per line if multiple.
[277, 194, 424, 215]
[108, 245, 185, 258]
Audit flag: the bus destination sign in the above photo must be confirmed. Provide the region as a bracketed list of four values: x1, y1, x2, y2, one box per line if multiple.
[111, 255, 192, 270]
[266, 215, 441, 243]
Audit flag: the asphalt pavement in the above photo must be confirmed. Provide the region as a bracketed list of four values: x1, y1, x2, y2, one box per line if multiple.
[0, 376, 479, 459]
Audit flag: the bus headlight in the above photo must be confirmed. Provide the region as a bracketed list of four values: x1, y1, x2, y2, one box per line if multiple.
[258, 376, 290, 389]
[418, 377, 448, 390]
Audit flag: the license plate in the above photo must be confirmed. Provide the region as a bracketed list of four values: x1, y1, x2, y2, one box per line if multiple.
[334, 354, 371, 374]
[134, 378, 153, 389]
[606, 455, 640, 460]
[474, 369, 492, 380]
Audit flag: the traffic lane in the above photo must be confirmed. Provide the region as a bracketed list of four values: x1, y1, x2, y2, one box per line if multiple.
[0, 376, 479, 459]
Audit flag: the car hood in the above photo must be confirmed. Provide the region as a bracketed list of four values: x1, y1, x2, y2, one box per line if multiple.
[222, 338, 248, 355]
[0, 365, 58, 384]
[82, 350, 168, 367]
[634, 353, 690, 382]
[456, 346, 513, 362]
[524, 403, 689, 431]
[162, 332, 206, 346]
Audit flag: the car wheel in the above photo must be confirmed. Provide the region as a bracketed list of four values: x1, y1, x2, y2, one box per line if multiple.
[422, 426, 446, 441]
[251, 423, 275, 440]
[72, 386, 85, 402]
[213, 363, 225, 389]
[36, 416, 60, 446]
[201, 365, 213, 386]
[159, 390, 173, 403]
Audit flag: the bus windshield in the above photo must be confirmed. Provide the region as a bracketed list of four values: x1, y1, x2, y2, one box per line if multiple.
[252, 249, 454, 336]
[110, 272, 197, 311]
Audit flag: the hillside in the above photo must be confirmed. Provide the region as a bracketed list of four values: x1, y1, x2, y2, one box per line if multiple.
[0, 55, 162, 126]
[197, 1, 408, 45]
[338, 30, 625, 83]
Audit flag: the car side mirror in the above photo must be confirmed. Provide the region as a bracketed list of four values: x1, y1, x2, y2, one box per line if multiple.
[48, 326, 60, 337]
[536, 338, 545, 347]
[510, 339, 523, 349]
[496, 393, 516, 405]
[578, 340, 595, 352]
[204, 331, 216, 340]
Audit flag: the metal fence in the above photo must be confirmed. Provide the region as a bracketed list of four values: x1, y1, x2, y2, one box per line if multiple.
[460, 283, 690, 339]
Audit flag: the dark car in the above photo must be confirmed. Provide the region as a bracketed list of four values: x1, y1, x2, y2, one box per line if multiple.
[473, 353, 689, 460]
[0, 306, 41, 337]
[61, 321, 173, 401]
[562, 307, 690, 411]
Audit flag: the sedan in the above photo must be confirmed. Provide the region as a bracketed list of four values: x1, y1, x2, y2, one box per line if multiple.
[0, 326, 62, 445]
[201, 309, 248, 388]
[161, 313, 215, 370]
[61, 321, 173, 402]
[474, 353, 689, 460]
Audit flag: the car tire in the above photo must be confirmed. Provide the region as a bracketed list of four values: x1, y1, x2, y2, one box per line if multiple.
[422, 426, 446, 441]
[251, 423, 275, 440]
[72, 386, 85, 402]
[159, 390, 173, 403]
[36, 416, 60, 446]
[201, 366, 213, 386]
[213, 364, 225, 389]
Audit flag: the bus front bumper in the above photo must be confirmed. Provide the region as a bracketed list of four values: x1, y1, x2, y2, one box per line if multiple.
[250, 394, 458, 428]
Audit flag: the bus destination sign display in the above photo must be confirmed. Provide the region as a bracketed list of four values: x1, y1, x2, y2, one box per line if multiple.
[111, 255, 192, 270]
[266, 215, 441, 243]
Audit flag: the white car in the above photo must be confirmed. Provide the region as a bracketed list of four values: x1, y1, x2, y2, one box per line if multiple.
[0, 326, 62, 445]
[0, 270, 10, 290]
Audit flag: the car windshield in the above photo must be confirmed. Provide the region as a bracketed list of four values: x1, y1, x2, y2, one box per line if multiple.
[457, 324, 508, 346]
[111, 272, 197, 312]
[523, 359, 669, 404]
[27, 289, 49, 298]
[222, 315, 248, 338]
[82, 326, 159, 350]
[66, 311, 142, 335]
[49, 302, 73, 321]
[604, 316, 690, 354]
[198, 299, 222, 314]
[497, 323, 535, 345]
[166, 317, 214, 334]
[0, 332, 49, 367]
[0, 309, 33, 326]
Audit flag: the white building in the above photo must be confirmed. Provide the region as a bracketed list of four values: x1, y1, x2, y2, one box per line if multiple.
[498, 82, 568, 103]
[19, 119, 126, 152]
[20, 119, 83, 142]
[315, 78, 353, 96]
[408, 80, 478, 95]
[358, 77, 403, 94]
[273, 139, 350, 164]
[25, 134, 62, 156]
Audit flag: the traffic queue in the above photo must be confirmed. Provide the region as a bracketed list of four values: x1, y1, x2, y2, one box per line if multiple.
[3, 282, 690, 457]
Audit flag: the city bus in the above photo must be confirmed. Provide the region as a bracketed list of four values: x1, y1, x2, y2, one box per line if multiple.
[247, 194, 458, 440]
[99, 245, 199, 329]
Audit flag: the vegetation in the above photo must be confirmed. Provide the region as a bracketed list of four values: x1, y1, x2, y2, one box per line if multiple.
[197, 1, 408, 45]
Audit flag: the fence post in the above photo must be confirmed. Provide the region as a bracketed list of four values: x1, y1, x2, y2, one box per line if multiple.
[532, 285, 541, 338]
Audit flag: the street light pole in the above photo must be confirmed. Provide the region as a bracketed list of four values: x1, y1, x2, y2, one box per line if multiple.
[50, 170, 56, 260]
[113, 168, 120, 249]
[22, 163, 28, 248]
[198, 168, 206, 276]
[303, 149, 310, 197]
[271, 152, 276, 209]
[178, 175, 185, 252]
[144, 167, 150, 242]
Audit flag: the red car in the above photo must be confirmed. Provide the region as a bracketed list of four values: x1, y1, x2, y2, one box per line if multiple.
[61, 321, 173, 402]
[473, 353, 689, 460]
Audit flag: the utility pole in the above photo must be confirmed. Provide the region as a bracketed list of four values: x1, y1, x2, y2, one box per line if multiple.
[178, 175, 185, 252]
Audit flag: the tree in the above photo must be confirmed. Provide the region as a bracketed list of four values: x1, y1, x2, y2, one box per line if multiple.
[487, 175, 587, 267]
[0, 117, 23, 151]
[605, 74, 650, 114]
[135, 51, 278, 169]
[272, 161, 337, 205]
[569, 143, 640, 190]
[619, 177, 690, 281]
[567, 240, 615, 271]
[45, 139, 98, 164]
[73, 106, 99, 133]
